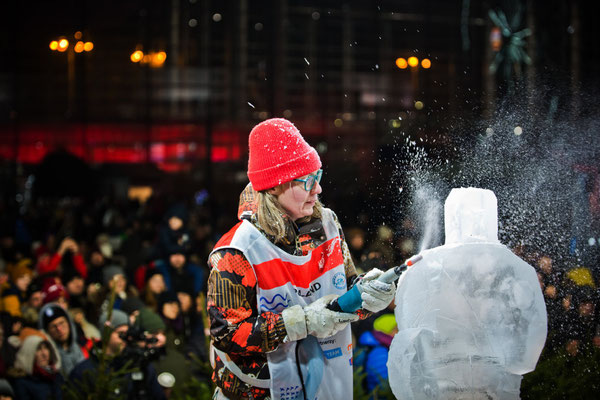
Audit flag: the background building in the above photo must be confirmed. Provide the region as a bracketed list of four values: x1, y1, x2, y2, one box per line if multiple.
[1, 0, 598, 229]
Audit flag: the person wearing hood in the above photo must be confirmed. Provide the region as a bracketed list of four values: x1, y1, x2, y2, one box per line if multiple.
[38, 303, 85, 377]
[10, 330, 63, 400]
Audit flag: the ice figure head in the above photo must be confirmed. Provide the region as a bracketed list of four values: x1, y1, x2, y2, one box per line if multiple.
[388, 187, 547, 400]
[444, 187, 499, 244]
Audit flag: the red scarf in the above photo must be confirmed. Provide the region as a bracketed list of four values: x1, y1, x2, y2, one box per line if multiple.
[33, 363, 58, 381]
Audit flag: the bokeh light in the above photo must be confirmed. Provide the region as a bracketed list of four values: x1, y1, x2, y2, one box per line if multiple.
[130, 50, 144, 63]
[57, 39, 69, 52]
[74, 41, 85, 53]
[396, 58, 408, 69]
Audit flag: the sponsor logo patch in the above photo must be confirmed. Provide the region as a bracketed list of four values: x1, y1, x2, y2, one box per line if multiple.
[323, 347, 343, 359]
[332, 272, 346, 290]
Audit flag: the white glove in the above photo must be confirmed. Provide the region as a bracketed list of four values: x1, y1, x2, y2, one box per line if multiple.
[281, 294, 359, 341]
[360, 268, 397, 313]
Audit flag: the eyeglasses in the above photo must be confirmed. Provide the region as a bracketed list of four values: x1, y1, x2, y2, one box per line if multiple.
[293, 169, 322, 192]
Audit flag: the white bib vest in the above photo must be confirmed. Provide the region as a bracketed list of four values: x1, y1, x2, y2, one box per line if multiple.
[211, 209, 354, 400]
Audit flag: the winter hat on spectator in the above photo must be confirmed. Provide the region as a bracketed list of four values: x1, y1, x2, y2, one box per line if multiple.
[373, 314, 397, 335]
[121, 297, 146, 315]
[0, 378, 15, 397]
[103, 265, 125, 285]
[135, 307, 166, 334]
[40, 304, 69, 331]
[144, 268, 164, 284]
[26, 277, 43, 298]
[247, 118, 321, 191]
[9, 260, 33, 282]
[98, 309, 129, 331]
[42, 278, 69, 304]
[158, 291, 180, 310]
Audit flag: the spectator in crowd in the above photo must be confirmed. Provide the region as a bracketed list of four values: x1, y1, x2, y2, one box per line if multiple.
[20, 278, 44, 328]
[35, 237, 87, 281]
[156, 250, 204, 296]
[177, 289, 207, 360]
[41, 278, 69, 311]
[356, 313, 398, 394]
[99, 264, 139, 312]
[85, 238, 111, 287]
[10, 330, 63, 400]
[157, 203, 191, 261]
[140, 269, 167, 313]
[133, 306, 167, 349]
[69, 309, 166, 400]
[38, 303, 85, 377]
[153, 291, 192, 391]
[0, 261, 33, 317]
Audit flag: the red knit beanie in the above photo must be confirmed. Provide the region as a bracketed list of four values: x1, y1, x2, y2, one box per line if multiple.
[247, 118, 322, 191]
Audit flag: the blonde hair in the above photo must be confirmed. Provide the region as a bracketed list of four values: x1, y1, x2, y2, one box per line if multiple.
[257, 186, 323, 243]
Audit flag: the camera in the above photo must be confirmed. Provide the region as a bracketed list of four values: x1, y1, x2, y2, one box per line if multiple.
[115, 326, 165, 400]
[118, 325, 162, 365]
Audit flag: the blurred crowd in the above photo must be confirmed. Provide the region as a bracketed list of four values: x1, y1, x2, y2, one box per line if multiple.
[0, 192, 598, 398]
[0, 194, 216, 399]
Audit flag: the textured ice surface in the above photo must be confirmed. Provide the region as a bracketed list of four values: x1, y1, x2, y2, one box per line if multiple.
[388, 188, 547, 400]
[444, 187, 499, 244]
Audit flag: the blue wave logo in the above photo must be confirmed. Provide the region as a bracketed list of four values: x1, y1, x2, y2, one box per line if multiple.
[259, 294, 290, 311]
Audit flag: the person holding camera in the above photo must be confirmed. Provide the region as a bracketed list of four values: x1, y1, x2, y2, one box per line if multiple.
[68, 309, 166, 400]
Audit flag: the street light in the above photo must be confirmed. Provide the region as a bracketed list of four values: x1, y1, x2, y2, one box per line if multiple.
[395, 57, 408, 69]
[57, 39, 69, 52]
[130, 47, 167, 68]
[49, 33, 94, 116]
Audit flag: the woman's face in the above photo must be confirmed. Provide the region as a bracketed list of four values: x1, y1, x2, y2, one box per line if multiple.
[109, 274, 127, 293]
[162, 302, 180, 320]
[148, 274, 166, 294]
[177, 292, 192, 313]
[16, 274, 32, 291]
[270, 172, 322, 221]
[35, 342, 51, 368]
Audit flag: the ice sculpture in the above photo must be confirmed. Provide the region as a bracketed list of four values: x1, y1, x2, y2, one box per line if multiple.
[388, 188, 547, 400]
